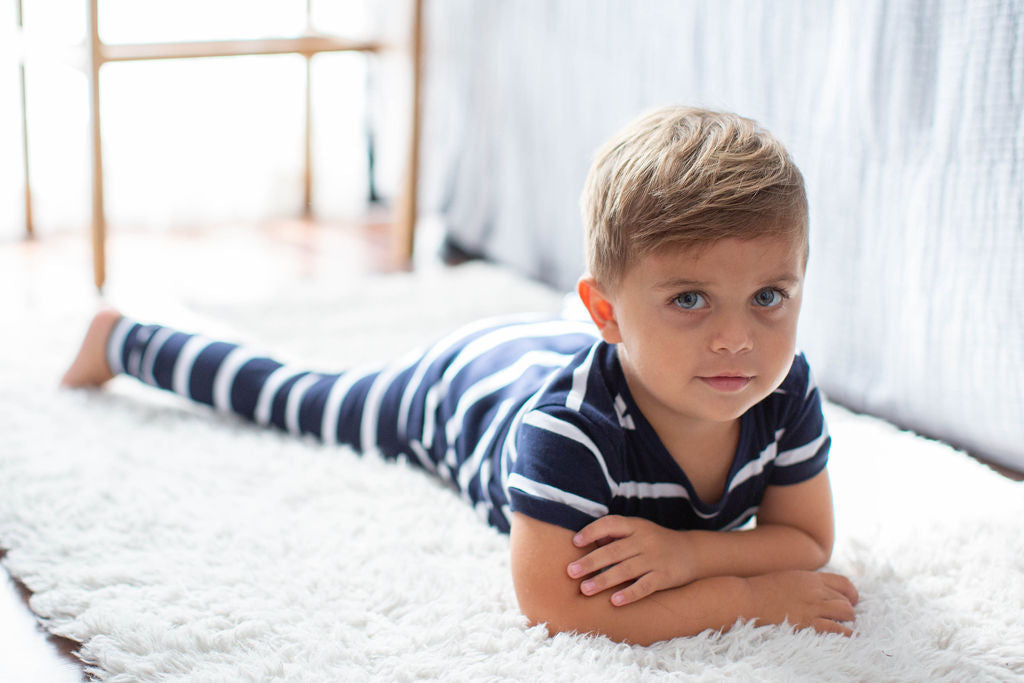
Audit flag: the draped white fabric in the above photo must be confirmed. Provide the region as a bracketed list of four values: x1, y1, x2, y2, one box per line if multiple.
[417, 0, 1024, 469]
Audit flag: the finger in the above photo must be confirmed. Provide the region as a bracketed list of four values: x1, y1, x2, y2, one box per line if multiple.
[811, 618, 853, 637]
[578, 555, 647, 596]
[821, 597, 857, 624]
[567, 539, 637, 578]
[609, 571, 663, 607]
[572, 515, 629, 547]
[822, 573, 859, 606]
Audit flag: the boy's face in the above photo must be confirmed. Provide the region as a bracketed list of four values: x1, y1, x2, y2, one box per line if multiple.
[584, 235, 805, 437]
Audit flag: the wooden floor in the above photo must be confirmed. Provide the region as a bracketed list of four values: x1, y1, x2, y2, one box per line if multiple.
[0, 217, 413, 681]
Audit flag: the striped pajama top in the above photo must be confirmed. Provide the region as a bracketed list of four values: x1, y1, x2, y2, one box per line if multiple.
[108, 314, 830, 534]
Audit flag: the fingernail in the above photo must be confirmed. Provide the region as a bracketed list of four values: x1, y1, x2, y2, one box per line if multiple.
[581, 580, 595, 594]
[573, 534, 583, 546]
[612, 593, 625, 606]
[568, 563, 581, 577]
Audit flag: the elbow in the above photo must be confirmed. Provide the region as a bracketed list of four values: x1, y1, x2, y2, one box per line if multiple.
[812, 543, 831, 570]
[514, 588, 666, 646]
[794, 516, 835, 570]
[514, 584, 585, 639]
[514, 588, 614, 643]
[809, 530, 834, 569]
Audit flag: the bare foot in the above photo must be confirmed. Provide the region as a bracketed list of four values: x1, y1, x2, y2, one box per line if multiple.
[60, 308, 123, 388]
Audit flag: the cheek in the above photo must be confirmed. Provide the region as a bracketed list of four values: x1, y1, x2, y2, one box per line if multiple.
[759, 324, 799, 379]
[622, 327, 678, 376]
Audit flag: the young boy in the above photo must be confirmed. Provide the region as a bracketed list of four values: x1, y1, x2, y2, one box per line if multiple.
[62, 106, 858, 645]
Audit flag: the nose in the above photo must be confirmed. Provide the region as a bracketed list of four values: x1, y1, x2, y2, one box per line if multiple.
[710, 311, 754, 354]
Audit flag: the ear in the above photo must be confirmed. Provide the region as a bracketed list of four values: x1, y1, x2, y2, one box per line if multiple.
[577, 276, 623, 344]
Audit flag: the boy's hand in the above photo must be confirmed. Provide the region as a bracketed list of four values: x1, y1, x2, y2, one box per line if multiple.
[566, 515, 694, 606]
[747, 570, 859, 636]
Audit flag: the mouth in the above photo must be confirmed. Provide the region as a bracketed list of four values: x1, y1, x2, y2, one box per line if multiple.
[699, 375, 753, 392]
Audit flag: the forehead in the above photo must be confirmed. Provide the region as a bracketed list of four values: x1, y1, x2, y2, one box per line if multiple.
[628, 236, 806, 287]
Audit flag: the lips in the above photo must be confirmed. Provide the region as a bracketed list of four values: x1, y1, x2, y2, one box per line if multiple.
[699, 375, 752, 392]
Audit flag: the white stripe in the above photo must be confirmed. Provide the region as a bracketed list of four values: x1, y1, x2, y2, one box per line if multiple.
[397, 347, 434, 438]
[408, 440, 437, 473]
[613, 394, 636, 429]
[804, 358, 819, 400]
[397, 315, 541, 438]
[521, 411, 617, 492]
[476, 457, 494, 510]
[254, 366, 302, 426]
[499, 367, 571, 488]
[320, 366, 375, 446]
[506, 473, 609, 519]
[722, 506, 760, 530]
[285, 373, 319, 435]
[445, 320, 594, 385]
[126, 327, 153, 378]
[421, 320, 596, 447]
[172, 335, 212, 398]
[457, 398, 516, 494]
[615, 481, 690, 500]
[139, 326, 176, 387]
[361, 352, 418, 453]
[106, 317, 134, 376]
[729, 438, 780, 493]
[444, 350, 571, 451]
[211, 347, 261, 413]
[611, 480, 726, 520]
[775, 430, 829, 467]
[565, 343, 597, 411]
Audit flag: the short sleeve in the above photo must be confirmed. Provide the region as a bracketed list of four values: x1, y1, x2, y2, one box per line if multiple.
[507, 406, 615, 532]
[768, 355, 831, 486]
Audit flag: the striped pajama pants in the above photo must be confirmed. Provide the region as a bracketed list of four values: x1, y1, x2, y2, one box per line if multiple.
[104, 315, 600, 529]
[106, 316, 449, 468]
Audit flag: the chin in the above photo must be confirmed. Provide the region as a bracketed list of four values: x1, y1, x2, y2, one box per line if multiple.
[700, 398, 759, 423]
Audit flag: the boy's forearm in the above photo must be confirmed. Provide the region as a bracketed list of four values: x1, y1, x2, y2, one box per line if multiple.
[685, 524, 830, 582]
[530, 574, 757, 646]
[512, 512, 759, 644]
[526, 563, 855, 644]
[511, 512, 856, 644]
[683, 473, 837, 583]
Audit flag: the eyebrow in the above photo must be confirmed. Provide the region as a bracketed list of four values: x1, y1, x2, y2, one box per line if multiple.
[653, 274, 802, 290]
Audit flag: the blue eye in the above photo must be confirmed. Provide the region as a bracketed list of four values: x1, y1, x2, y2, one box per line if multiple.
[673, 292, 708, 310]
[753, 288, 784, 307]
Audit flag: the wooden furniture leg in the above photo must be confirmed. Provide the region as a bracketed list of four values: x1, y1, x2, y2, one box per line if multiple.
[394, 0, 423, 266]
[75, 0, 419, 290]
[86, 0, 107, 291]
[303, 53, 314, 218]
[16, 0, 33, 238]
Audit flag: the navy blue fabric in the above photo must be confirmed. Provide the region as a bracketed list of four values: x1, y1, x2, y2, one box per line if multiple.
[229, 358, 282, 420]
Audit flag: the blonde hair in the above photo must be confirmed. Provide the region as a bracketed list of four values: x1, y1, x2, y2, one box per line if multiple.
[581, 106, 808, 288]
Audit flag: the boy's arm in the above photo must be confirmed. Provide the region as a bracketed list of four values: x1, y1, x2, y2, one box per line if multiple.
[510, 511, 858, 645]
[686, 467, 836, 578]
[567, 469, 837, 606]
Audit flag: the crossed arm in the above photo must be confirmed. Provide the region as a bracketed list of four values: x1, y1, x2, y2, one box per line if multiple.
[509, 469, 858, 645]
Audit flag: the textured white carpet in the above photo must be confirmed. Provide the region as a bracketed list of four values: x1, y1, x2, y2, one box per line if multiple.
[2, 263, 1022, 681]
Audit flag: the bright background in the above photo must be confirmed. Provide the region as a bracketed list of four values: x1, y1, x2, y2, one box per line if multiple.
[1, 0, 377, 240]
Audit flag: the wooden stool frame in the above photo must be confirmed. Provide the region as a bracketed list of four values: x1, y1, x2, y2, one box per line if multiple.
[16, 0, 423, 290]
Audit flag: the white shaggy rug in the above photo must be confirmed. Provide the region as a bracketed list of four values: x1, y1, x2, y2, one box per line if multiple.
[2, 263, 1023, 682]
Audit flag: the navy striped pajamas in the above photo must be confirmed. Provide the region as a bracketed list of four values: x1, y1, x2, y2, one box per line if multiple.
[105, 315, 830, 534]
